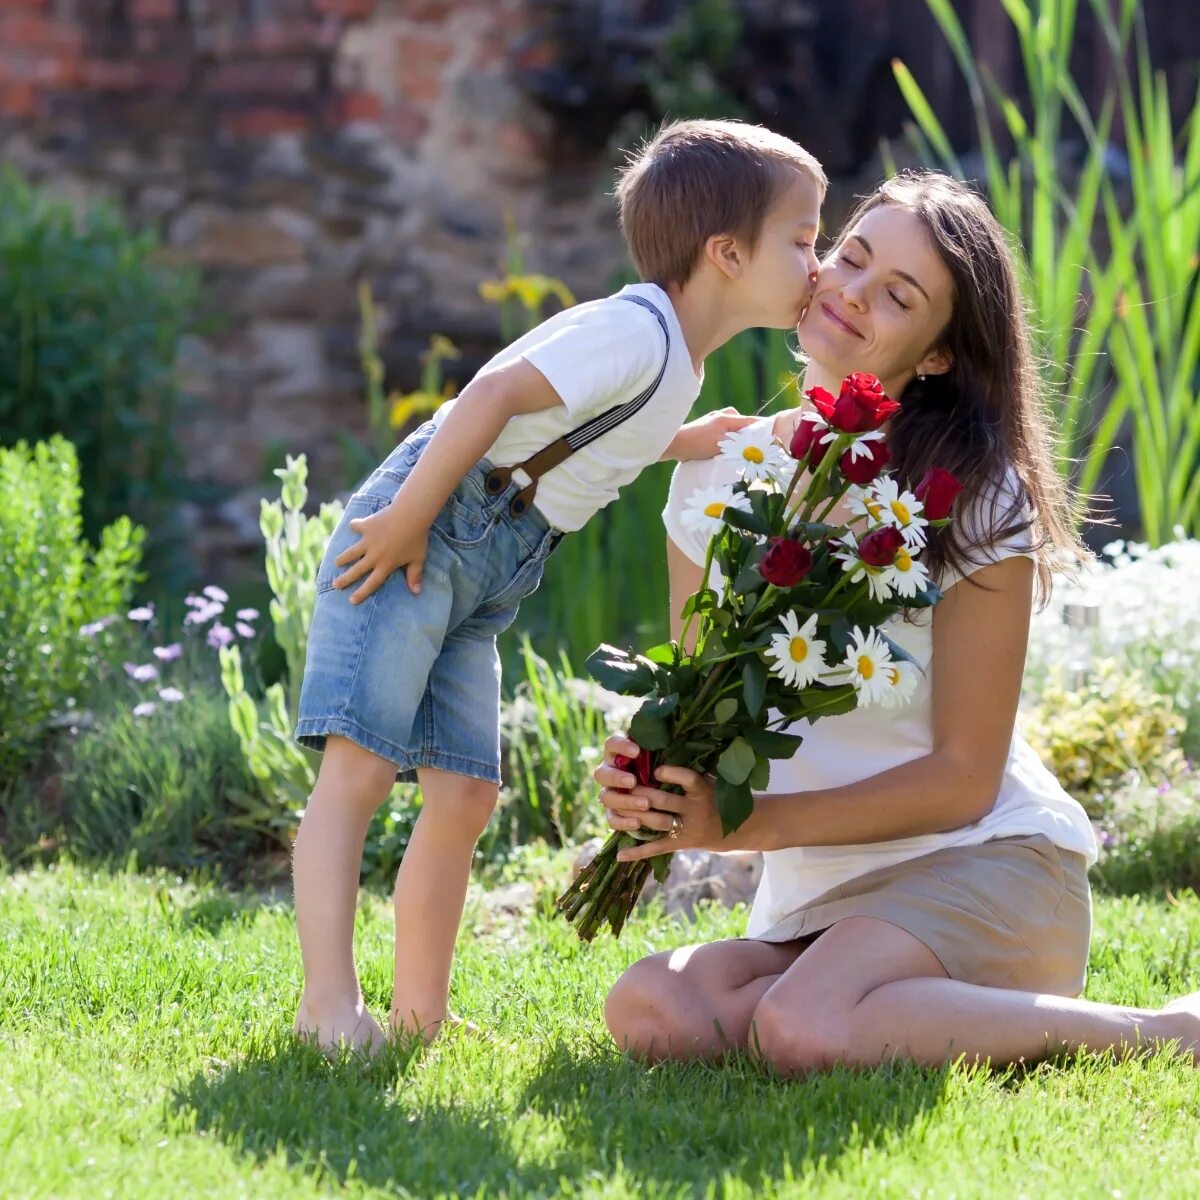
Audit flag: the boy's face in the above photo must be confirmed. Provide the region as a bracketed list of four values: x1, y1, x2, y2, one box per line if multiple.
[738, 173, 824, 330]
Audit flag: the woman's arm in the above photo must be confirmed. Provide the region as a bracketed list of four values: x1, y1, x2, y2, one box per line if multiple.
[667, 534, 706, 649]
[600, 554, 1035, 858]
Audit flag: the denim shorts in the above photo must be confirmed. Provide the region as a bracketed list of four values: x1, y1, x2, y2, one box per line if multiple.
[295, 420, 560, 784]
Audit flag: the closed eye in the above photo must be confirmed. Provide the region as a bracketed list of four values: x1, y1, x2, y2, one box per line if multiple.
[888, 290, 910, 309]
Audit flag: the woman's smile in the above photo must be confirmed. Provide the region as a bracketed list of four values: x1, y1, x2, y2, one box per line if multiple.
[819, 300, 865, 338]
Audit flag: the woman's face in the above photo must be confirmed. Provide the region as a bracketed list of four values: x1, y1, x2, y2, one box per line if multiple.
[797, 203, 956, 393]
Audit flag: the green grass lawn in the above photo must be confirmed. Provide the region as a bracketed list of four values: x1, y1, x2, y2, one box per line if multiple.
[2, 864, 1198, 1199]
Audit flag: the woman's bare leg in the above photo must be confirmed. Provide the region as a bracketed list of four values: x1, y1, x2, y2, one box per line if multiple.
[604, 937, 808, 1062]
[749, 916, 1200, 1073]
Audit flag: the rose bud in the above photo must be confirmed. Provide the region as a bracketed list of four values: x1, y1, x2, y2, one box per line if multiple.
[839, 438, 891, 485]
[857, 525, 906, 567]
[914, 467, 965, 521]
[828, 372, 902, 433]
[789, 417, 831, 466]
[804, 385, 838, 424]
[613, 748, 656, 788]
[759, 537, 814, 586]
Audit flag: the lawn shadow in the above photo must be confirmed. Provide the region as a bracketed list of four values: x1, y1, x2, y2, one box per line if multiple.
[170, 1034, 567, 1195]
[515, 1039, 952, 1192]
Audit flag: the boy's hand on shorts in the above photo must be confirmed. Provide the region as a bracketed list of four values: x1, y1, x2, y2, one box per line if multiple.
[333, 505, 429, 604]
[662, 407, 760, 462]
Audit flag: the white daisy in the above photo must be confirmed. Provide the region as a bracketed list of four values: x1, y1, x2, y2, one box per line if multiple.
[870, 476, 929, 549]
[680, 484, 753, 538]
[765, 611, 827, 689]
[823, 428, 886, 464]
[878, 658, 921, 709]
[884, 543, 932, 598]
[842, 626, 895, 707]
[845, 485, 888, 527]
[719, 425, 789, 485]
[833, 534, 896, 602]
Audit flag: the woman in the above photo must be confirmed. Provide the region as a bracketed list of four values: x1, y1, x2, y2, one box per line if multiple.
[594, 172, 1199, 1071]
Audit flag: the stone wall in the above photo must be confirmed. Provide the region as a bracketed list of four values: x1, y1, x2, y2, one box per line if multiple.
[0, 0, 1196, 574]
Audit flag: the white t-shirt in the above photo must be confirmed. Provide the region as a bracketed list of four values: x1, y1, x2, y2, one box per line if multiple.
[432, 283, 703, 532]
[662, 420, 1098, 937]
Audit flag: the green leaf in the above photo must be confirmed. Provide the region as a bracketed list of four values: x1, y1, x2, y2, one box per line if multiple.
[744, 728, 806, 758]
[585, 644, 655, 695]
[748, 755, 771, 791]
[715, 776, 754, 835]
[679, 588, 718, 622]
[713, 698, 739, 723]
[723, 507, 769, 537]
[716, 736, 756, 785]
[637, 693, 680, 720]
[629, 711, 670, 750]
[742, 657, 768, 718]
[643, 642, 678, 666]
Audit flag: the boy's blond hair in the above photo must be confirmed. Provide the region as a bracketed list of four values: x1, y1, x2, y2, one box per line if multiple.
[615, 118, 826, 289]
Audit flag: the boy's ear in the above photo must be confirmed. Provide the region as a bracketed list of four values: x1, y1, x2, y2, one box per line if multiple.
[704, 233, 743, 280]
[917, 345, 953, 378]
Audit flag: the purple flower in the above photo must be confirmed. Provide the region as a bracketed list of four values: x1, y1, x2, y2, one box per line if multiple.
[184, 594, 206, 608]
[153, 643, 183, 662]
[236, 622, 256, 639]
[127, 604, 155, 623]
[236, 608, 259, 622]
[80, 616, 117, 638]
[158, 687, 185, 703]
[184, 600, 224, 626]
[132, 701, 157, 718]
[203, 585, 230, 603]
[123, 662, 160, 683]
[207, 622, 234, 650]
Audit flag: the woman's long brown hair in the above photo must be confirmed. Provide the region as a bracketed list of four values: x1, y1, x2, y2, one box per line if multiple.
[829, 172, 1089, 604]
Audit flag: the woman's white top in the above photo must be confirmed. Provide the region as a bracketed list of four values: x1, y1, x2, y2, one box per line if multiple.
[662, 423, 1099, 937]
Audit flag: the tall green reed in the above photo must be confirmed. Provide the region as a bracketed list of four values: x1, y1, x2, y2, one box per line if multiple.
[891, 0, 1200, 543]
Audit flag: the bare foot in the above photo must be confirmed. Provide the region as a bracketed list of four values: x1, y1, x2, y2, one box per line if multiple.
[295, 999, 388, 1057]
[390, 1010, 487, 1047]
[1156, 991, 1200, 1064]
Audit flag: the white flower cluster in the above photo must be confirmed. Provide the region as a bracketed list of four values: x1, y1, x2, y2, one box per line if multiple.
[1026, 532, 1200, 721]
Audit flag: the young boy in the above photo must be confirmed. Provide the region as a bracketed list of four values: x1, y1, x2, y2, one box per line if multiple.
[292, 118, 826, 1052]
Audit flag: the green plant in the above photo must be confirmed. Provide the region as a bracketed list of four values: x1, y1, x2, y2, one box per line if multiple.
[495, 639, 630, 850]
[60, 683, 263, 875]
[360, 790, 423, 887]
[0, 436, 144, 776]
[1020, 660, 1186, 806]
[0, 169, 199, 574]
[220, 455, 342, 839]
[891, 0, 1200, 542]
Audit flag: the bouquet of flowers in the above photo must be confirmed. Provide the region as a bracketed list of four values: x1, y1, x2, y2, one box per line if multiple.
[556, 372, 964, 941]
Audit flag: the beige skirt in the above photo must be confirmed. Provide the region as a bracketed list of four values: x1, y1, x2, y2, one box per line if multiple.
[753, 835, 1092, 996]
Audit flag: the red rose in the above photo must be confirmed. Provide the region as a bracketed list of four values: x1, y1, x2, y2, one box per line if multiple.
[759, 537, 814, 586]
[839, 438, 890, 485]
[805, 386, 837, 424]
[857, 525, 905, 567]
[613, 748, 656, 788]
[789, 416, 831, 466]
[819, 373, 902, 433]
[914, 467, 965, 521]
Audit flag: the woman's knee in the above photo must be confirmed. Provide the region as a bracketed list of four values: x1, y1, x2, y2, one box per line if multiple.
[750, 991, 849, 1077]
[417, 769, 498, 836]
[604, 957, 675, 1056]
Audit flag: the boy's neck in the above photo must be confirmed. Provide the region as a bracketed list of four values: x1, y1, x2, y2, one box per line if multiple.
[663, 281, 754, 379]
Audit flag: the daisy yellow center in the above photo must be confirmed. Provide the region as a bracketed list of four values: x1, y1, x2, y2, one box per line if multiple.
[890, 499, 912, 525]
[888, 667, 901, 685]
[857, 655, 875, 680]
[894, 547, 913, 572]
[789, 637, 809, 663]
[704, 501, 725, 518]
[742, 446, 765, 464]
[865, 499, 883, 520]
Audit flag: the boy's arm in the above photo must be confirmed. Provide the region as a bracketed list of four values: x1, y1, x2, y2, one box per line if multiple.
[661, 406, 759, 462]
[333, 358, 563, 603]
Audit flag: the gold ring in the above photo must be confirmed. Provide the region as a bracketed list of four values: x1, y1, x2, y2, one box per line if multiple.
[668, 814, 683, 840]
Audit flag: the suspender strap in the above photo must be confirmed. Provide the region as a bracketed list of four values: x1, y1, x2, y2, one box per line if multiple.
[483, 294, 671, 518]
